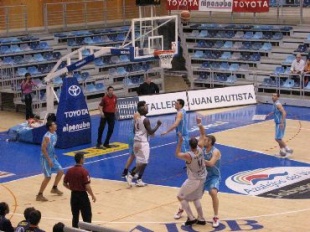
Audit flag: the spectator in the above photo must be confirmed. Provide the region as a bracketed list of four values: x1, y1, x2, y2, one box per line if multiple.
[0, 202, 14, 232]
[137, 77, 159, 96]
[15, 207, 36, 231]
[304, 56, 310, 87]
[53, 222, 65, 232]
[290, 53, 305, 85]
[96, 86, 117, 149]
[27, 210, 45, 232]
[21, 73, 37, 120]
[63, 152, 96, 228]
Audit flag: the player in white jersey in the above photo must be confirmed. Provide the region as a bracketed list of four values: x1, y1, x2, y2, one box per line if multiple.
[175, 132, 207, 226]
[197, 117, 221, 228]
[126, 101, 162, 187]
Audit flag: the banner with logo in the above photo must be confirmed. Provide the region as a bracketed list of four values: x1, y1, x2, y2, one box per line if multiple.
[166, 0, 200, 10]
[187, 85, 256, 111]
[116, 96, 139, 120]
[56, 77, 91, 148]
[199, 0, 233, 12]
[232, 0, 269, 12]
[138, 92, 189, 116]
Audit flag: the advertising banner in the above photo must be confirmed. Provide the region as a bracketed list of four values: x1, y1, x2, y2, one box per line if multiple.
[166, 0, 200, 10]
[56, 77, 91, 148]
[138, 92, 188, 116]
[116, 96, 140, 120]
[187, 85, 256, 111]
[199, 0, 233, 12]
[232, 0, 269, 12]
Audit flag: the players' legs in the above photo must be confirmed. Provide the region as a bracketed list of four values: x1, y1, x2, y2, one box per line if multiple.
[209, 188, 219, 216]
[275, 123, 292, 156]
[122, 154, 135, 177]
[97, 117, 107, 146]
[50, 159, 64, 195]
[193, 199, 205, 222]
[104, 114, 115, 146]
[37, 157, 51, 201]
[38, 177, 51, 196]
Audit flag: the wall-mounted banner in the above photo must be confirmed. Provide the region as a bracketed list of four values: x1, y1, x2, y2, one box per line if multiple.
[116, 96, 139, 120]
[233, 0, 269, 12]
[166, 0, 200, 10]
[139, 92, 188, 116]
[199, 0, 233, 12]
[187, 85, 256, 111]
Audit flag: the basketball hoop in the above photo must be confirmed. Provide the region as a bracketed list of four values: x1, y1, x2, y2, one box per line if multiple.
[154, 50, 175, 69]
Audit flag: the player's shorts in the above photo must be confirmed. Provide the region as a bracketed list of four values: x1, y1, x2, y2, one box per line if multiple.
[178, 178, 205, 201]
[41, 156, 63, 178]
[134, 141, 150, 164]
[205, 175, 220, 192]
[128, 135, 134, 155]
[176, 134, 190, 152]
[275, 123, 286, 140]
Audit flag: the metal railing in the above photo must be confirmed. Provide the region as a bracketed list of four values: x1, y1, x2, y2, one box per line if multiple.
[0, 5, 27, 35]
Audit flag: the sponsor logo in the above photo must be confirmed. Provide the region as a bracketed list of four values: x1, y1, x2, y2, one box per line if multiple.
[64, 109, 89, 118]
[63, 121, 90, 132]
[226, 167, 310, 199]
[189, 121, 228, 132]
[68, 85, 81, 97]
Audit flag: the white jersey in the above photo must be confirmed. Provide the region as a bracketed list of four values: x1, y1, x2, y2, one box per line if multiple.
[134, 115, 148, 142]
[186, 147, 207, 180]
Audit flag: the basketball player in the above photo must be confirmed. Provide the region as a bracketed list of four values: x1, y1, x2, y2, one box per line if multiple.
[268, 93, 293, 158]
[121, 102, 145, 178]
[161, 99, 189, 152]
[126, 101, 162, 187]
[36, 121, 64, 202]
[175, 133, 207, 226]
[197, 117, 221, 228]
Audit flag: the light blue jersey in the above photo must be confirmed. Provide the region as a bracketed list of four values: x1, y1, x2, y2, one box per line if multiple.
[204, 146, 221, 191]
[40, 131, 62, 177]
[273, 100, 286, 139]
[175, 108, 189, 152]
[273, 100, 285, 124]
[41, 131, 57, 158]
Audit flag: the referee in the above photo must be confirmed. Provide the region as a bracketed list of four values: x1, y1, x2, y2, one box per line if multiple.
[63, 152, 96, 228]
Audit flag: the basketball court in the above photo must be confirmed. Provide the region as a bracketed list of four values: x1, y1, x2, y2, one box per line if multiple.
[1, 103, 310, 231]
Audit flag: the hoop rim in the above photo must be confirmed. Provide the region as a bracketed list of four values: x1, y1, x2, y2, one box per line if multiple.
[154, 50, 175, 57]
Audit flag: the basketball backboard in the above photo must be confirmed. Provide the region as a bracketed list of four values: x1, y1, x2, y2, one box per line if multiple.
[129, 15, 178, 61]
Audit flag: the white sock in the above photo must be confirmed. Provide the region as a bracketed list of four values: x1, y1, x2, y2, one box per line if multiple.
[285, 146, 290, 151]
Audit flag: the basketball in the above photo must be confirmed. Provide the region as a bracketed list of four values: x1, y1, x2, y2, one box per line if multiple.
[180, 10, 191, 22]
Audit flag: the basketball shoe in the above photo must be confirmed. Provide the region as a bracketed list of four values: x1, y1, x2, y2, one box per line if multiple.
[136, 179, 147, 187]
[36, 194, 48, 202]
[213, 217, 220, 228]
[174, 208, 184, 219]
[51, 188, 63, 195]
[183, 218, 198, 226]
[125, 174, 133, 187]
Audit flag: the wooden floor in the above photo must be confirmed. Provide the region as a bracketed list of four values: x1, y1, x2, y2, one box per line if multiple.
[1, 106, 310, 232]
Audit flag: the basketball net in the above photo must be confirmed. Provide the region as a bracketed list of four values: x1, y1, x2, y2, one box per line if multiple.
[154, 42, 176, 69]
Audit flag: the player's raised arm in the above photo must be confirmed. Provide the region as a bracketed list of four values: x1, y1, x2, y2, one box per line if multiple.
[143, 118, 162, 135]
[196, 117, 205, 148]
[161, 111, 182, 135]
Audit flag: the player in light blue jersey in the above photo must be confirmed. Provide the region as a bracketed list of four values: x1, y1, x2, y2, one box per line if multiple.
[36, 121, 64, 202]
[161, 99, 189, 152]
[268, 93, 293, 158]
[197, 117, 221, 228]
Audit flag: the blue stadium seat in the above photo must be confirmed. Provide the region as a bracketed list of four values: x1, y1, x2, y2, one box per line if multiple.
[198, 30, 208, 37]
[120, 55, 130, 62]
[20, 43, 31, 51]
[262, 78, 272, 86]
[241, 41, 252, 50]
[0, 45, 10, 54]
[251, 42, 263, 50]
[190, 30, 200, 37]
[34, 53, 45, 62]
[67, 39, 78, 46]
[43, 52, 53, 60]
[95, 82, 105, 91]
[229, 63, 239, 71]
[201, 61, 211, 69]
[81, 72, 89, 81]
[243, 32, 253, 39]
[226, 75, 237, 83]
[196, 40, 207, 48]
[3, 56, 14, 64]
[53, 76, 63, 84]
[263, 32, 273, 40]
[260, 42, 272, 51]
[115, 33, 126, 41]
[93, 36, 103, 43]
[53, 52, 61, 60]
[294, 44, 307, 53]
[94, 58, 105, 66]
[225, 31, 235, 38]
[10, 44, 22, 53]
[27, 66, 41, 75]
[220, 52, 232, 60]
[283, 55, 295, 65]
[210, 62, 220, 69]
[214, 41, 224, 48]
[110, 55, 120, 63]
[282, 79, 294, 88]
[234, 31, 244, 38]
[249, 53, 261, 61]
[193, 50, 204, 58]
[109, 68, 117, 75]
[231, 52, 241, 60]
[117, 66, 128, 75]
[253, 32, 263, 39]
[223, 41, 233, 49]
[36, 42, 49, 50]
[272, 32, 283, 40]
[82, 49, 91, 56]
[85, 83, 97, 92]
[215, 31, 226, 38]
[102, 35, 111, 42]
[14, 56, 24, 64]
[220, 62, 230, 70]
[132, 63, 142, 72]
[83, 37, 94, 45]
[73, 72, 82, 81]
[273, 66, 285, 75]
[17, 67, 27, 76]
